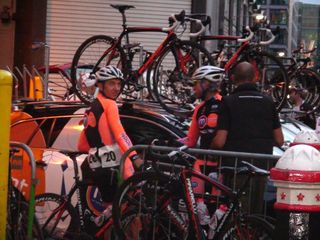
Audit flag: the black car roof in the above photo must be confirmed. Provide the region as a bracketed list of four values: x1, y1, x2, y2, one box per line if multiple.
[12, 100, 189, 133]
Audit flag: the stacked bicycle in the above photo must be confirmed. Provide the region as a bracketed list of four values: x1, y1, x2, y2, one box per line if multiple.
[112, 146, 274, 239]
[71, 4, 214, 107]
[71, 5, 290, 117]
[282, 45, 320, 114]
[155, 15, 289, 116]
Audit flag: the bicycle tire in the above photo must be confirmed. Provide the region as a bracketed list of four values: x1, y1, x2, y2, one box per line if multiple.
[35, 193, 80, 239]
[7, 186, 43, 240]
[153, 40, 215, 117]
[289, 68, 320, 114]
[243, 50, 289, 112]
[70, 35, 126, 104]
[112, 171, 191, 240]
[218, 214, 274, 240]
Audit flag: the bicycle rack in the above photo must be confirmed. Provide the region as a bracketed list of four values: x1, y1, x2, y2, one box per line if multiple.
[9, 141, 38, 240]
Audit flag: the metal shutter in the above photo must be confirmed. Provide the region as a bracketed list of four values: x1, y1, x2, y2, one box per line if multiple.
[46, 0, 192, 65]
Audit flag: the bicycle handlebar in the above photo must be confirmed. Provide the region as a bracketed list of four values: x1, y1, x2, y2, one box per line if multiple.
[237, 26, 254, 43]
[293, 46, 317, 55]
[187, 18, 206, 37]
[259, 28, 275, 45]
[162, 10, 185, 32]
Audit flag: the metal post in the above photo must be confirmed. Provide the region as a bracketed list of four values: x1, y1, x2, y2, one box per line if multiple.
[138, 45, 144, 100]
[44, 43, 50, 99]
[0, 70, 13, 239]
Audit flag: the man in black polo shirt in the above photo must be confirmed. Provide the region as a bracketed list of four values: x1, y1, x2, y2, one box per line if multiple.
[212, 61, 283, 155]
[211, 61, 284, 214]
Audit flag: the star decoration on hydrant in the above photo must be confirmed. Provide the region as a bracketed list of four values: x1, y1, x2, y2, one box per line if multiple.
[315, 194, 320, 202]
[297, 193, 305, 201]
[280, 192, 286, 200]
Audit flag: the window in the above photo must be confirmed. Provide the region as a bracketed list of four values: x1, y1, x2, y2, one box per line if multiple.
[271, 0, 288, 5]
[256, 0, 267, 4]
[270, 9, 288, 25]
[273, 28, 288, 45]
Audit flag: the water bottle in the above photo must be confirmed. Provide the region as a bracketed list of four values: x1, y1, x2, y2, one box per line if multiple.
[208, 204, 228, 239]
[197, 201, 210, 225]
[316, 116, 320, 138]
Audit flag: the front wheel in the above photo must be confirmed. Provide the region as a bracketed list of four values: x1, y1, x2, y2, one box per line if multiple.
[153, 40, 215, 117]
[35, 193, 80, 239]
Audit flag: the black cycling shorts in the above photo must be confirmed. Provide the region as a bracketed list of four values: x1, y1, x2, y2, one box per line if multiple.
[81, 158, 119, 203]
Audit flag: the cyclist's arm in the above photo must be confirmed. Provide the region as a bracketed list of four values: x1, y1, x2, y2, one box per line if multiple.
[211, 99, 229, 149]
[77, 130, 90, 152]
[272, 103, 284, 147]
[183, 105, 201, 147]
[104, 100, 139, 160]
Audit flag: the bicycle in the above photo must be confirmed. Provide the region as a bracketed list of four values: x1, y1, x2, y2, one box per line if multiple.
[155, 17, 289, 115]
[71, 4, 214, 106]
[34, 150, 125, 239]
[282, 46, 320, 114]
[112, 145, 274, 239]
[7, 147, 43, 240]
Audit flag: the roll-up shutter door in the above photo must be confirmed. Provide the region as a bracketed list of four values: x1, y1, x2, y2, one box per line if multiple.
[46, 0, 192, 65]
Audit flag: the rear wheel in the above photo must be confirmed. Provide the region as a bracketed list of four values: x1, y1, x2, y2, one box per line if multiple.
[153, 40, 215, 117]
[112, 171, 190, 240]
[71, 35, 125, 104]
[244, 51, 289, 111]
[289, 68, 320, 113]
[218, 214, 274, 239]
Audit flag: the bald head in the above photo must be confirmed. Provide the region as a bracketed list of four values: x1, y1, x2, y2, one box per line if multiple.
[233, 61, 255, 85]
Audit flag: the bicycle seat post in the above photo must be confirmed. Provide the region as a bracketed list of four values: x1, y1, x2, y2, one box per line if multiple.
[120, 11, 130, 45]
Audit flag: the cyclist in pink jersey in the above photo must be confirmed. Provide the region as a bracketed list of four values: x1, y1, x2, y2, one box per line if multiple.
[179, 65, 224, 225]
[78, 66, 143, 227]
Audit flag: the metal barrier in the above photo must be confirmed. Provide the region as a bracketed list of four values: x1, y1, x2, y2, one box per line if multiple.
[119, 145, 280, 217]
[9, 141, 38, 240]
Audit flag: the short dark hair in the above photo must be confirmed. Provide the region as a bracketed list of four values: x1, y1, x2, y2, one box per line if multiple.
[233, 61, 255, 84]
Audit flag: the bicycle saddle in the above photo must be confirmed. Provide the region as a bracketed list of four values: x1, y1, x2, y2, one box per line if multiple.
[110, 4, 135, 13]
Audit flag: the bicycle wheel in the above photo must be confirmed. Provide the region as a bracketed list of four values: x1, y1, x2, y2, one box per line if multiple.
[71, 35, 126, 104]
[289, 68, 320, 113]
[153, 40, 215, 116]
[35, 193, 80, 239]
[112, 171, 191, 240]
[243, 51, 289, 111]
[218, 214, 274, 240]
[7, 186, 43, 240]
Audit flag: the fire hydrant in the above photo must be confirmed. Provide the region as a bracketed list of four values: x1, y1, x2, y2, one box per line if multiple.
[271, 130, 320, 239]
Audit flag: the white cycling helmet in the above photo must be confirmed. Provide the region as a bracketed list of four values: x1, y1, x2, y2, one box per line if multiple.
[191, 65, 225, 83]
[293, 130, 320, 144]
[95, 66, 124, 82]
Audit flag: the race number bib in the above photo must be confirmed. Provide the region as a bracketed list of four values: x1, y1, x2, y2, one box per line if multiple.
[99, 144, 122, 168]
[87, 148, 101, 169]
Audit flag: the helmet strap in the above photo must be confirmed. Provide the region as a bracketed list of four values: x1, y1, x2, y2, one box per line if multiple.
[199, 81, 208, 101]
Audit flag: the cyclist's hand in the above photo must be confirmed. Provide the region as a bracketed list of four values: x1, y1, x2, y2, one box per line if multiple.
[133, 158, 144, 172]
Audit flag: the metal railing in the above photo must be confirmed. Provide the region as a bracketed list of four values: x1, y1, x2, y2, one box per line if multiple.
[120, 145, 280, 217]
[9, 141, 38, 240]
